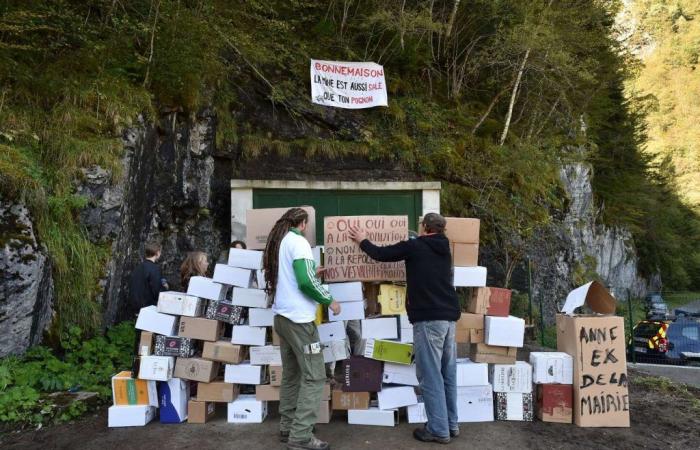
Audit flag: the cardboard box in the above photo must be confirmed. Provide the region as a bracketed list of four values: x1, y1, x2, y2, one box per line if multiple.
[269, 365, 283, 386]
[138, 332, 154, 356]
[231, 287, 268, 308]
[272, 329, 282, 346]
[318, 321, 347, 343]
[231, 325, 267, 346]
[361, 317, 398, 340]
[470, 343, 517, 364]
[255, 384, 280, 401]
[378, 385, 417, 410]
[444, 217, 480, 244]
[178, 316, 223, 342]
[495, 392, 534, 421]
[453, 266, 487, 287]
[173, 358, 219, 383]
[486, 287, 511, 317]
[484, 315, 525, 348]
[138, 355, 174, 381]
[111, 371, 158, 406]
[537, 384, 573, 423]
[159, 378, 190, 423]
[557, 281, 629, 427]
[205, 300, 245, 324]
[332, 390, 370, 410]
[456, 359, 488, 386]
[212, 265, 252, 288]
[246, 206, 316, 249]
[457, 385, 494, 422]
[108, 405, 155, 427]
[342, 356, 383, 392]
[327, 282, 364, 302]
[250, 345, 282, 366]
[312, 246, 323, 266]
[382, 363, 419, 386]
[407, 402, 428, 423]
[224, 362, 265, 385]
[316, 400, 332, 424]
[399, 314, 413, 343]
[135, 306, 178, 336]
[328, 300, 365, 321]
[348, 407, 398, 427]
[154, 335, 197, 358]
[490, 361, 532, 393]
[529, 352, 573, 384]
[377, 284, 406, 314]
[362, 339, 413, 365]
[197, 379, 239, 403]
[455, 313, 484, 344]
[227, 394, 268, 423]
[452, 243, 479, 267]
[227, 248, 263, 270]
[255, 269, 266, 289]
[249, 308, 275, 327]
[202, 341, 246, 364]
[188, 400, 216, 424]
[187, 275, 228, 300]
[157, 291, 204, 317]
[467, 288, 490, 315]
[322, 339, 350, 363]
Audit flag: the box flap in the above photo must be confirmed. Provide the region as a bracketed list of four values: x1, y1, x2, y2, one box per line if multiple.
[561, 281, 616, 316]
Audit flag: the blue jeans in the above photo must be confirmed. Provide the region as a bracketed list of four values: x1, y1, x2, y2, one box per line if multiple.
[413, 321, 458, 438]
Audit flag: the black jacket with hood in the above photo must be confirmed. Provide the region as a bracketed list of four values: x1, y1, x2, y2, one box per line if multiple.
[360, 233, 460, 323]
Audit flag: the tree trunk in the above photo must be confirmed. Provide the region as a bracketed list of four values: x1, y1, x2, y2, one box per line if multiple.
[445, 0, 461, 39]
[499, 48, 530, 146]
[472, 84, 510, 134]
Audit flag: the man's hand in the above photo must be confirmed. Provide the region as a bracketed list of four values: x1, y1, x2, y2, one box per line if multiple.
[329, 300, 342, 316]
[348, 225, 367, 243]
[316, 266, 327, 278]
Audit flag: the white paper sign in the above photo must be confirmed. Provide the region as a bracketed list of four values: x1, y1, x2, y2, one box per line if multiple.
[310, 59, 388, 109]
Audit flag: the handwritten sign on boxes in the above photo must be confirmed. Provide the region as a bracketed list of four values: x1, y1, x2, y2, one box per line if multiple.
[323, 216, 407, 282]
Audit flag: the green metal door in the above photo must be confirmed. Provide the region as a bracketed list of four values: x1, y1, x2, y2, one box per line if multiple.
[252, 189, 422, 244]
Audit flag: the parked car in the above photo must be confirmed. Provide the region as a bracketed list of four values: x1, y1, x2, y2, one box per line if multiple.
[644, 293, 670, 319]
[630, 319, 700, 365]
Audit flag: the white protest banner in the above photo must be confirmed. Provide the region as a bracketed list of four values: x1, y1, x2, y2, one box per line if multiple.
[310, 59, 388, 109]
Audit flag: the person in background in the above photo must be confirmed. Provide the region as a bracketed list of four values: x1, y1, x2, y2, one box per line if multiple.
[349, 213, 460, 444]
[127, 241, 168, 319]
[263, 207, 341, 450]
[180, 251, 209, 291]
[218, 239, 248, 264]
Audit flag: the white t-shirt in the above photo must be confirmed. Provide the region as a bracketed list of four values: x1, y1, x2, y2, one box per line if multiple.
[272, 231, 318, 323]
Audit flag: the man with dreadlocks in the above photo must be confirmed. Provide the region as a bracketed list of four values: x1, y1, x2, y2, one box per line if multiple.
[263, 207, 341, 450]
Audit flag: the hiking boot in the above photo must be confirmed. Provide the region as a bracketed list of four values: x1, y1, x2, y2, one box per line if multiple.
[413, 427, 450, 444]
[287, 435, 330, 450]
[450, 428, 460, 438]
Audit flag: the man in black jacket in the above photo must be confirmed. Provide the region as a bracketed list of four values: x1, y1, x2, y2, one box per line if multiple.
[127, 241, 168, 320]
[349, 213, 459, 444]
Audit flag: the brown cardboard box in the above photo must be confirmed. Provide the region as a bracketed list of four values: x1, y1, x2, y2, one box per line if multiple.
[316, 400, 332, 424]
[537, 384, 572, 423]
[467, 287, 490, 315]
[444, 217, 480, 244]
[174, 358, 220, 382]
[247, 206, 316, 249]
[332, 390, 370, 410]
[269, 366, 283, 387]
[487, 288, 512, 317]
[321, 383, 331, 401]
[196, 378, 239, 402]
[178, 317, 223, 342]
[138, 331, 154, 356]
[452, 243, 479, 267]
[255, 384, 280, 401]
[202, 341, 247, 364]
[188, 400, 216, 424]
[470, 343, 517, 364]
[455, 313, 484, 344]
[470, 328, 484, 344]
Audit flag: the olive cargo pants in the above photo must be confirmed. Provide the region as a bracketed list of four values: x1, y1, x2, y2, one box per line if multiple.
[274, 314, 326, 442]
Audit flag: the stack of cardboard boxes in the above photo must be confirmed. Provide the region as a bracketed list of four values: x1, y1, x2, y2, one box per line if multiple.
[530, 352, 573, 423]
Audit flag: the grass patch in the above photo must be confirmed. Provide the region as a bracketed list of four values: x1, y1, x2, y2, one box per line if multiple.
[632, 375, 700, 410]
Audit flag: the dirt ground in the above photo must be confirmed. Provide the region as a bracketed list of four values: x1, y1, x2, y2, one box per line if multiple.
[2, 368, 699, 450]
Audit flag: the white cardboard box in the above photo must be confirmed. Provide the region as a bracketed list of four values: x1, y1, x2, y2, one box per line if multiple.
[249, 308, 275, 327]
[377, 385, 417, 410]
[484, 315, 525, 348]
[489, 361, 533, 393]
[322, 339, 350, 363]
[456, 358, 489, 386]
[312, 246, 323, 266]
[228, 395, 268, 423]
[231, 287, 268, 308]
[157, 291, 204, 317]
[138, 355, 174, 381]
[135, 306, 178, 336]
[457, 385, 494, 422]
[212, 265, 252, 288]
[382, 363, 419, 386]
[453, 266, 487, 287]
[187, 276, 228, 300]
[224, 362, 265, 385]
[528, 352, 573, 384]
[407, 402, 427, 423]
[348, 407, 398, 427]
[361, 317, 398, 340]
[328, 282, 363, 302]
[400, 315, 414, 343]
[158, 378, 189, 423]
[255, 270, 266, 289]
[231, 325, 267, 346]
[318, 321, 347, 343]
[108, 405, 156, 427]
[227, 248, 263, 270]
[328, 300, 365, 322]
[249, 345, 282, 366]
